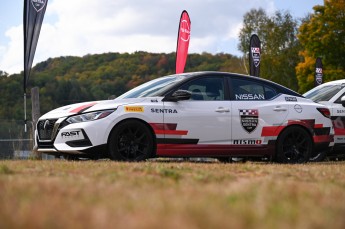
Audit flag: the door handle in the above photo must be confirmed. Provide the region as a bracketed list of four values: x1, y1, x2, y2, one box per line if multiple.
[215, 107, 230, 113]
[273, 106, 287, 111]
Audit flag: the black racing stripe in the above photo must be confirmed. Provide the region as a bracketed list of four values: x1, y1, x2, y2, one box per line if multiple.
[314, 127, 330, 136]
[156, 138, 199, 144]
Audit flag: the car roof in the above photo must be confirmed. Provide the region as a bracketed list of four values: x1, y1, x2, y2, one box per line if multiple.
[320, 79, 345, 85]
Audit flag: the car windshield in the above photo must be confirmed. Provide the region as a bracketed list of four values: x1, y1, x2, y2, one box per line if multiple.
[304, 84, 345, 102]
[116, 75, 186, 99]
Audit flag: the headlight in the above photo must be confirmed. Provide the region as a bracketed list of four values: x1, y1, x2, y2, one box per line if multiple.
[66, 109, 115, 124]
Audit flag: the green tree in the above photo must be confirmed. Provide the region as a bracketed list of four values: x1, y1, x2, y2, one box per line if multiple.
[238, 9, 301, 90]
[297, 0, 345, 92]
[0, 52, 246, 120]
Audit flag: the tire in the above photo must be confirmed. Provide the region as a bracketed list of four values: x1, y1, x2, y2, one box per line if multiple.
[108, 120, 154, 161]
[276, 126, 312, 163]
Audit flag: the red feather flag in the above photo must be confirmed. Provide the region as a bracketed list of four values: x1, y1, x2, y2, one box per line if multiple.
[176, 10, 191, 74]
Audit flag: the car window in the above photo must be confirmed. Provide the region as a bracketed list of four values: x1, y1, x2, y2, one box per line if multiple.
[179, 77, 225, 101]
[116, 75, 186, 99]
[334, 92, 345, 104]
[231, 78, 277, 100]
[304, 84, 345, 102]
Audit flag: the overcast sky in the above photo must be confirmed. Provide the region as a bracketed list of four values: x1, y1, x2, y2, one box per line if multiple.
[0, 0, 323, 75]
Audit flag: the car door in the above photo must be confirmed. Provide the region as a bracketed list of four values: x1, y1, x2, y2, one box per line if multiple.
[230, 77, 289, 145]
[329, 90, 345, 144]
[162, 76, 231, 146]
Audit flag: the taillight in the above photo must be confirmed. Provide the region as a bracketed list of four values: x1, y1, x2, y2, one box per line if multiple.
[317, 107, 331, 118]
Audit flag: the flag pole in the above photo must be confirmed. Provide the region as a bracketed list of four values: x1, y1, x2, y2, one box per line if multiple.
[24, 92, 27, 132]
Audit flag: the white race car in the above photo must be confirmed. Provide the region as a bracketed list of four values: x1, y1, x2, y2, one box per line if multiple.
[35, 72, 334, 163]
[304, 79, 345, 159]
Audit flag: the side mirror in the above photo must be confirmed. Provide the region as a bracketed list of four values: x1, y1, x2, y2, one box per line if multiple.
[163, 90, 192, 102]
[341, 96, 345, 107]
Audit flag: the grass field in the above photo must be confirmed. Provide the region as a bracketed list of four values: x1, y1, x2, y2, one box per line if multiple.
[0, 159, 344, 229]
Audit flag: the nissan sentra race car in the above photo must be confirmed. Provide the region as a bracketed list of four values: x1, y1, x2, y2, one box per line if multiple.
[304, 79, 345, 159]
[35, 72, 334, 163]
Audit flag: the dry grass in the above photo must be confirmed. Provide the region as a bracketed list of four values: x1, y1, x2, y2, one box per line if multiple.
[0, 159, 344, 229]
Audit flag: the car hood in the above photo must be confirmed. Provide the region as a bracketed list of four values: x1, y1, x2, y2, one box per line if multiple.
[39, 98, 147, 120]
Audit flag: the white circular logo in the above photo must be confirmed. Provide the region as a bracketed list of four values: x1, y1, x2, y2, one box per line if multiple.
[180, 20, 190, 42]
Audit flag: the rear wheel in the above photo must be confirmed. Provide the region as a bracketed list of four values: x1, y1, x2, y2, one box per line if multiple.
[276, 126, 312, 163]
[108, 120, 154, 161]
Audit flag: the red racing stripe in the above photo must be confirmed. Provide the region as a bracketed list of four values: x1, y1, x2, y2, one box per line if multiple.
[314, 124, 324, 128]
[314, 135, 334, 143]
[150, 123, 188, 136]
[334, 128, 345, 135]
[69, 102, 97, 113]
[261, 126, 285, 137]
[154, 130, 188, 135]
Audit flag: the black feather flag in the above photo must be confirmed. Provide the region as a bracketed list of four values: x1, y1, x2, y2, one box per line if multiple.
[23, 0, 48, 131]
[315, 57, 323, 86]
[249, 34, 261, 77]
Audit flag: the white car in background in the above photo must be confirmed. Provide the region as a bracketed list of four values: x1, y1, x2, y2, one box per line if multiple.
[304, 79, 345, 159]
[35, 72, 334, 163]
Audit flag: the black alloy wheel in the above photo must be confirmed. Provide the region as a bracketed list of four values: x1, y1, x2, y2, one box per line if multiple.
[108, 120, 154, 161]
[276, 126, 313, 163]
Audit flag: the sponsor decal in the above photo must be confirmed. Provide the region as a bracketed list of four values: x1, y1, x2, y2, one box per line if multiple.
[151, 99, 158, 103]
[251, 47, 261, 67]
[61, 131, 81, 137]
[125, 106, 144, 113]
[233, 139, 262, 145]
[151, 108, 178, 114]
[60, 130, 85, 141]
[285, 97, 297, 102]
[239, 109, 259, 133]
[337, 110, 345, 114]
[31, 0, 47, 12]
[294, 104, 303, 113]
[235, 94, 265, 100]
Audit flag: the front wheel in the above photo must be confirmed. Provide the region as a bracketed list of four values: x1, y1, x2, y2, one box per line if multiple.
[276, 126, 313, 163]
[108, 120, 154, 161]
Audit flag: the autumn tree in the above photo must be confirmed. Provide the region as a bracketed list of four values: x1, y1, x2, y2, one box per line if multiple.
[238, 9, 301, 90]
[297, 0, 345, 92]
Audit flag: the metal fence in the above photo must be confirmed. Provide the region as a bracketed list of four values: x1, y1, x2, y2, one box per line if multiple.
[0, 120, 35, 159]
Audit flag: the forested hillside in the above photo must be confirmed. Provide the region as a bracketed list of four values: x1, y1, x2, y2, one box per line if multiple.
[0, 52, 245, 120]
